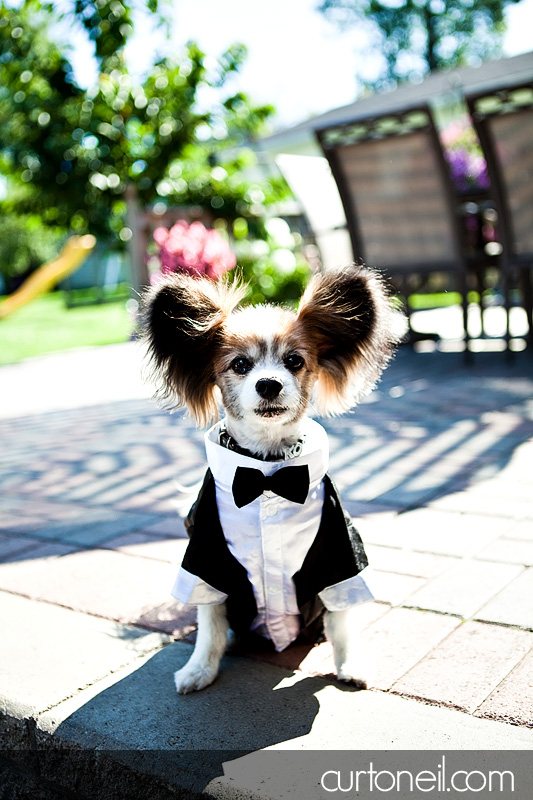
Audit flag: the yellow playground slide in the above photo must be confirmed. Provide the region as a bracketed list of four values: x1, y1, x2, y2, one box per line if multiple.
[0, 234, 97, 319]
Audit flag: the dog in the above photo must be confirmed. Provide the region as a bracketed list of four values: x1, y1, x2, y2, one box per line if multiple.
[143, 265, 400, 694]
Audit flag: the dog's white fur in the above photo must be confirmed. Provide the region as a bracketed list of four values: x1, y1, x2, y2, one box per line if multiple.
[143, 266, 400, 693]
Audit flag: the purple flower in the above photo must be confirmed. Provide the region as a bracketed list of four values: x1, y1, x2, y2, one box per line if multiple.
[441, 117, 490, 193]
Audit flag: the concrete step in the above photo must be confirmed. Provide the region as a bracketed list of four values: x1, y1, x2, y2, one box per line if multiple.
[2, 593, 533, 799]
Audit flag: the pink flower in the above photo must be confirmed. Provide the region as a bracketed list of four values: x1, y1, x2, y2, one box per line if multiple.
[152, 227, 167, 247]
[152, 220, 236, 279]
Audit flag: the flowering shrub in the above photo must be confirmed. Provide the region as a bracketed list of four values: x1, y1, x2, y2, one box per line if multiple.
[151, 220, 236, 282]
[149, 215, 312, 305]
[440, 116, 489, 194]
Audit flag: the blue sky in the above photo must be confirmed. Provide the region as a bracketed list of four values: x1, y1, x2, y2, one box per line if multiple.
[68, 0, 533, 128]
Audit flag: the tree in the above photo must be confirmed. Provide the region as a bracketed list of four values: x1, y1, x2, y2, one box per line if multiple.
[318, 0, 523, 91]
[0, 0, 282, 242]
[61, 0, 163, 73]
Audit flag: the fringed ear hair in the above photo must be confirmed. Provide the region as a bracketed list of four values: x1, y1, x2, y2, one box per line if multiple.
[296, 266, 402, 415]
[142, 275, 246, 426]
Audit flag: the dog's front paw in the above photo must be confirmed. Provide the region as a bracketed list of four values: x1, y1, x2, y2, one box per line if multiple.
[174, 663, 217, 694]
[336, 656, 374, 690]
[336, 667, 369, 690]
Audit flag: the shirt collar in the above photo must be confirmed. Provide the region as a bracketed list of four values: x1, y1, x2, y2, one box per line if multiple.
[205, 418, 329, 491]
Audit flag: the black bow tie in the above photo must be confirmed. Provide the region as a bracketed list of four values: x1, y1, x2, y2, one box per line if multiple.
[232, 465, 310, 508]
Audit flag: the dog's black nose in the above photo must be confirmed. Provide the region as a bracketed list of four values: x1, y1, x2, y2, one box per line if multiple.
[256, 378, 283, 400]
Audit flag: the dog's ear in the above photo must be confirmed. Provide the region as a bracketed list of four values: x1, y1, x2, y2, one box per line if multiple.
[142, 275, 246, 426]
[297, 266, 402, 415]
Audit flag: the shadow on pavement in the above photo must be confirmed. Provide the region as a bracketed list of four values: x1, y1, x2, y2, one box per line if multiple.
[50, 643, 356, 792]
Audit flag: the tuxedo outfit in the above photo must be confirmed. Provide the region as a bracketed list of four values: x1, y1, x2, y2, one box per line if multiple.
[171, 418, 373, 652]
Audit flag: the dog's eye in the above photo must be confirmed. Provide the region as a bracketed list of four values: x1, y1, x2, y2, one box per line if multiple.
[231, 357, 253, 375]
[284, 353, 305, 372]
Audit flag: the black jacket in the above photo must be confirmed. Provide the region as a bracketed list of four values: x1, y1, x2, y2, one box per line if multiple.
[181, 469, 369, 645]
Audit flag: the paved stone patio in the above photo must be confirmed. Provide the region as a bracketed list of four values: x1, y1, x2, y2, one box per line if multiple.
[1, 340, 532, 744]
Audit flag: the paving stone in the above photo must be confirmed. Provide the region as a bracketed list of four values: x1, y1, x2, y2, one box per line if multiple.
[332, 436, 415, 476]
[143, 515, 188, 538]
[296, 641, 336, 676]
[343, 469, 451, 507]
[361, 607, 461, 690]
[25, 467, 74, 497]
[368, 508, 507, 557]
[349, 599, 392, 630]
[374, 480, 457, 508]
[134, 601, 197, 638]
[477, 536, 533, 566]
[344, 501, 404, 521]
[32, 642, 533, 756]
[254, 602, 389, 676]
[40, 472, 88, 499]
[68, 468, 180, 508]
[464, 475, 533, 505]
[116, 494, 180, 514]
[0, 514, 43, 534]
[29, 509, 160, 545]
[0, 472, 33, 491]
[341, 467, 413, 502]
[0, 533, 45, 561]
[147, 594, 391, 674]
[61, 525, 131, 547]
[241, 600, 392, 684]
[102, 530, 188, 564]
[63, 474, 139, 504]
[243, 640, 335, 676]
[0, 546, 174, 625]
[2, 340, 533, 742]
[365, 544, 459, 578]
[405, 559, 523, 618]
[476, 649, 533, 727]
[1, 540, 81, 562]
[392, 621, 533, 713]
[0, 590, 169, 717]
[501, 440, 533, 473]
[503, 519, 533, 542]
[427, 489, 531, 519]
[368, 423, 480, 471]
[366, 570, 427, 606]
[349, 510, 400, 547]
[9, 498, 89, 521]
[475, 568, 533, 629]
[0, 496, 30, 513]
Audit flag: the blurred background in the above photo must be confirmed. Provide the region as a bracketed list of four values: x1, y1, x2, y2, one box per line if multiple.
[0, 0, 532, 363]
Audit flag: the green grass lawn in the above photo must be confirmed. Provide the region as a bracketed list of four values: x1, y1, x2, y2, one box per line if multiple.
[0, 291, 134, 365]
[0, 287, 476, 367]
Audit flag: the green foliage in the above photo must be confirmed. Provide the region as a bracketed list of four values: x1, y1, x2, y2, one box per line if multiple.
[318, 0, 522, 90]
[0, 0, 306, 308]
[160, 143, 288, 228]
[46, 0, 168, 72]
[236, 257, 311, 306]
[229, 216, 312, 306]
[69, 0, 136, 68]
[0, 214, 64, 280]
[0, 1, 283, 242]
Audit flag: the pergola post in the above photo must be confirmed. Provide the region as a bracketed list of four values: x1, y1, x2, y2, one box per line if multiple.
[125, 183, 150, 294]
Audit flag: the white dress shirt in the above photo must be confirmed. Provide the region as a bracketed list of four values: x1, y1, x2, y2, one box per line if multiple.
[172, 418, 374, 652]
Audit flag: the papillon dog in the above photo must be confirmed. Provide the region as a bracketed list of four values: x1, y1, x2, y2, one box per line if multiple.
[143, 265, 400, 694]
